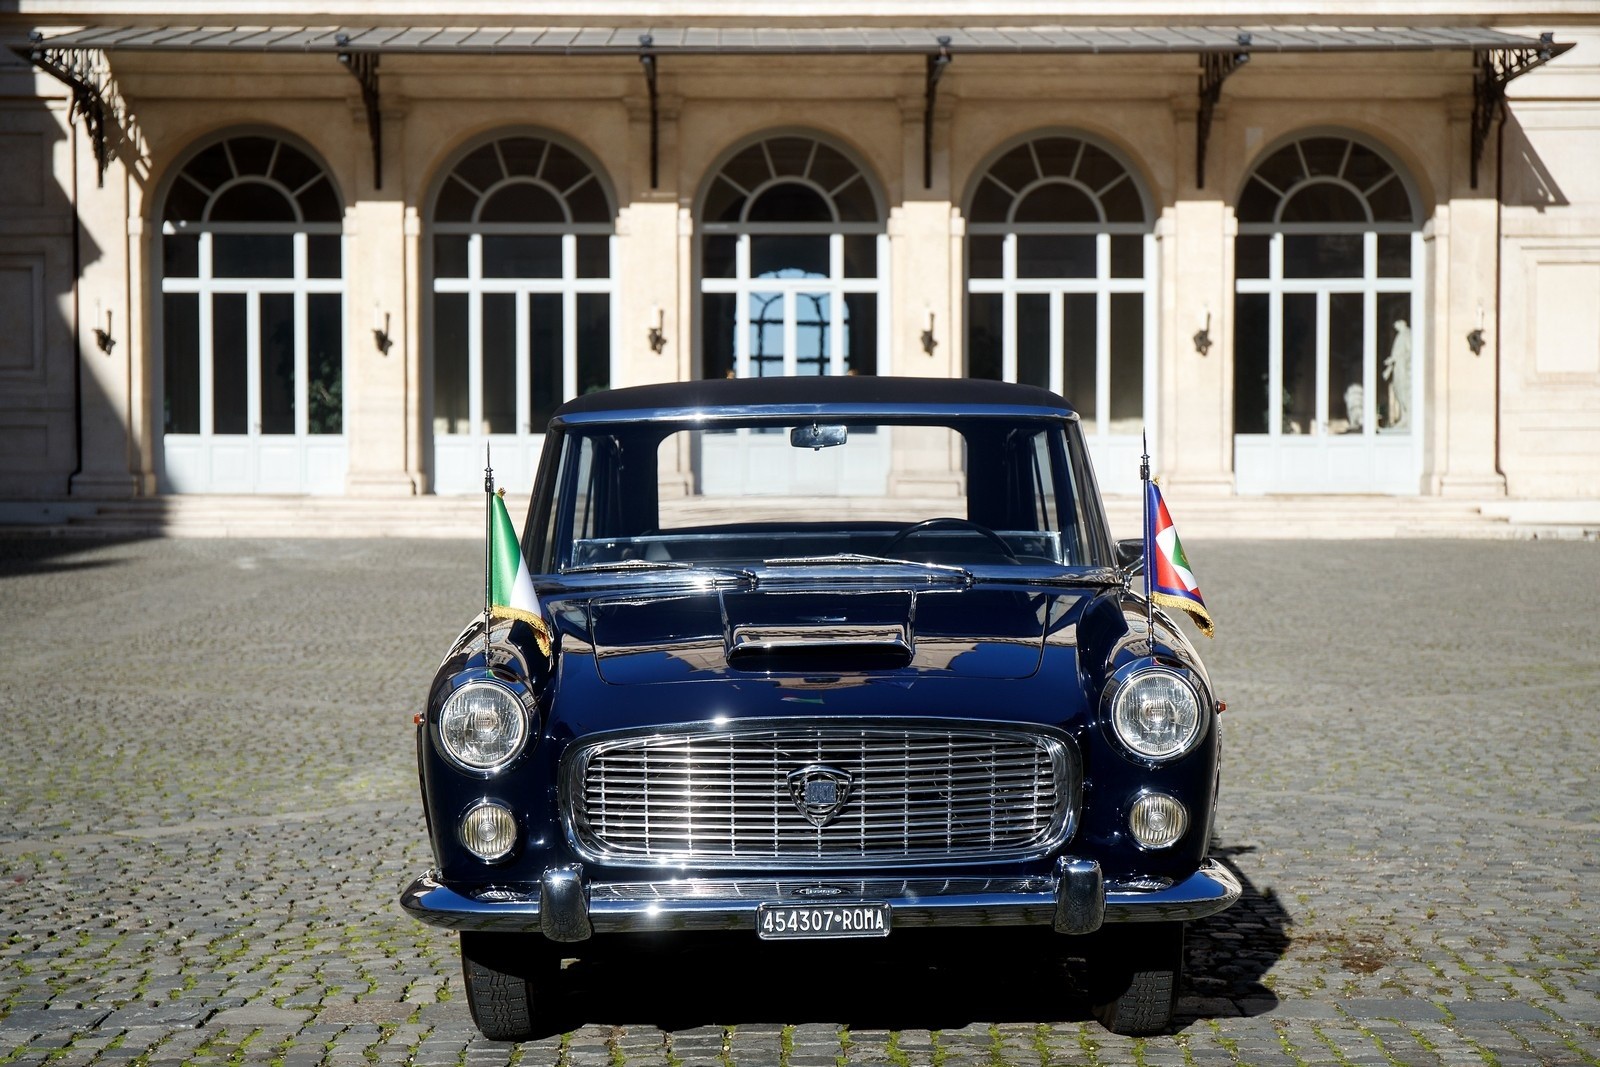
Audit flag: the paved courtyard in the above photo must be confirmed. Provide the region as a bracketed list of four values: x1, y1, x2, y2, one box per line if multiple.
[1, 536, 1597, 1066]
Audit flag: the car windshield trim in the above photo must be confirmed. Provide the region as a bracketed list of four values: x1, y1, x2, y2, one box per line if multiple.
[561, 559, 758, 582]
[760, 553, 974, 585]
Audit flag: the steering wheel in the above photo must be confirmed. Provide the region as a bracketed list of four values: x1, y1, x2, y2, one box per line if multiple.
[882, 517, 1018, 561]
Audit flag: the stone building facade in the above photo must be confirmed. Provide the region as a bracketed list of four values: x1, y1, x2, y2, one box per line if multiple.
[1, 4, 1596, 501]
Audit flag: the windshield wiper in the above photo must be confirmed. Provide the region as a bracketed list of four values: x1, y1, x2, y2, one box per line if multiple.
[760, 553, 973, 585]
[562, 559, 757, 582]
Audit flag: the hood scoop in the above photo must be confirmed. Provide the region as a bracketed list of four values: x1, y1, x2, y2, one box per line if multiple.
[723, 590, 914, 673]
[726, 623, 913, 672]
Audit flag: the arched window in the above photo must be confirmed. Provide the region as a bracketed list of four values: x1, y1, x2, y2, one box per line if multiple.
[430, 134, 615, 493]
[699, 134, 884, 379]
[159, 133, 345, 493]
[1233, 134, 1422, 493]
[965, 135, 1153, 485]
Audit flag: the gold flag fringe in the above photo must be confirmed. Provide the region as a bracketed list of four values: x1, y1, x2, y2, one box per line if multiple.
[490, 605, 552, 657]
[1151, 591, 1215, 639]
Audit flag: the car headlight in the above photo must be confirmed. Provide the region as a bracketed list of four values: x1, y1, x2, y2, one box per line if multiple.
[438, 680, 529, 771]
[1110, 668, 1204, 760]
[459, 800, 519, 862]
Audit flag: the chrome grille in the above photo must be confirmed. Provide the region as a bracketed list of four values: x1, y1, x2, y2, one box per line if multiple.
[565, 723, 1075, 866]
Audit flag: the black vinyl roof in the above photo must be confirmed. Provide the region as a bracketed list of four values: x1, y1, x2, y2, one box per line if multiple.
[554, 376, 1076, 419]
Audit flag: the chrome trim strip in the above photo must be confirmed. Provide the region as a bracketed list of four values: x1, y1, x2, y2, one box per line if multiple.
[399, 859, 1242, 933]
[557, 717, 1081, 870]
[552, 404, 1077, 429]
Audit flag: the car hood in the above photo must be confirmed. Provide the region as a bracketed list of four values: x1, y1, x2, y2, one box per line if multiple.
[588, 584, 1085, 685]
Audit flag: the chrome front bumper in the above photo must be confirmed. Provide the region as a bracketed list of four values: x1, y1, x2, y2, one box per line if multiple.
[399, 858, 1241, 939]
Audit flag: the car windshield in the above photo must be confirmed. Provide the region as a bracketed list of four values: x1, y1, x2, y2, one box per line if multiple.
[537, 415, 1099, 572]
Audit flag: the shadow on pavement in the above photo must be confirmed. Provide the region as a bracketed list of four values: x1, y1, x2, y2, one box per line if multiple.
[523, 843, 1290, 1036]
[0, 536, 149, 577]
[1184, 846, 1290, 1018]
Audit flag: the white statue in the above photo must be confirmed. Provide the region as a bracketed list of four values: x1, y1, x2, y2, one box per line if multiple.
[1382, 320, 1412, 431]
[1344, 382, 1364, 432]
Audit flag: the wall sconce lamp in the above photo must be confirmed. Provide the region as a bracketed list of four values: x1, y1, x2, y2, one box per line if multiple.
[647, 306, 667, 354]
[921, 311, 938, 357]
[1192, 307, 1213, 356]
[1466, 304, 1487, 356]
[372, 309, 393, 355]
[93, 306, 115, 355]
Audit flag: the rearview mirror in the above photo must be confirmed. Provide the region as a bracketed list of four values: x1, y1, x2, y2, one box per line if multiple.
[790, 424, 848, 450]
[1115, 538, 1145, 576]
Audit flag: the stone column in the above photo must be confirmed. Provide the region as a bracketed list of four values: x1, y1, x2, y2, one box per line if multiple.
[892, 92, 955, 379]
[1435, 102, 1506, 497]
[1161, 99, 1235, 495]
[621, 91, 683, 388]
[888, 92, 963, 498]
[70, 122, 139, 498]
[344, 96, 418, 496]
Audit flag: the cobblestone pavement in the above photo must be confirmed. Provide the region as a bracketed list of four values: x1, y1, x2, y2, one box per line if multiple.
[1, 537, 1597, 1067]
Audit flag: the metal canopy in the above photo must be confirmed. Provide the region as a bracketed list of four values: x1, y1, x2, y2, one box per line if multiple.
[13, 25, 1575, 191]
[19, 24, 1563, 56]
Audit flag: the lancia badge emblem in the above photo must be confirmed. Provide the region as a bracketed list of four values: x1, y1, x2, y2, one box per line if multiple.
[786, 765, 853, 827]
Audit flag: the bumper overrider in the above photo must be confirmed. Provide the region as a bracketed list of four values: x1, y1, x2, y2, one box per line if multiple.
[399, 857, 1242, 939]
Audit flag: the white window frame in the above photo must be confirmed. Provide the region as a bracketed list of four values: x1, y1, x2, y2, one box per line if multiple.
[1233, 224, 1424, 439]
[1231, 136, 1426, 495]
[431, 224, 618, 436]
[427, 138, 619, 495]
[157, 138, 348, 495]
[964, 137, 1157, 493]
[700, 223, 889, 379]
[161, 222, 346, 439]
[966, 224, 1156, 437]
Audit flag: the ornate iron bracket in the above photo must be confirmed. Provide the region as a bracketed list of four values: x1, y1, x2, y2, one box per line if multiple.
[336, 35, 382, 189]
[640, 35, 660, 190]
[1471, 33, 1560, 190]
[1196, 33, 1250, 190]
[20, 32, 117, 186]
[924, 37, 952, 190]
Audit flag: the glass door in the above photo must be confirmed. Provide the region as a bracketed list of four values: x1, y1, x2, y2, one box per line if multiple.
[1233, 135, 1422, 494]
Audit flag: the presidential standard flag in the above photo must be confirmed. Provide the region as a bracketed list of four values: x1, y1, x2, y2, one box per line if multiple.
[487, 487, 551, 657]
[1146, 479, 1215, 639]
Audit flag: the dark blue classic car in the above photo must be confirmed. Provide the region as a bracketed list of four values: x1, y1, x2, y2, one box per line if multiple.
[401, 376, 1238, 1037]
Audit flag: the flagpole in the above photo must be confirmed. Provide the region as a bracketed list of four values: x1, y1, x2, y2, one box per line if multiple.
[1141, 430, 1155, 659]
[483, 443, 493, 666]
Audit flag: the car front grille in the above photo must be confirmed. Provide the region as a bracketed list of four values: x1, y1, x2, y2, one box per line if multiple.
[564, 722, 1076, 866]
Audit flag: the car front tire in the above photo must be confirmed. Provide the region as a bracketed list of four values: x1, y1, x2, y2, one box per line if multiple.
[1088, 921, 1185, 1036]
[460, 932, 557, 1041]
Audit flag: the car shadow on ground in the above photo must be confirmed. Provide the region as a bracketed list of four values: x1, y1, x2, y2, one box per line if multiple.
[0, 535, 148, 577]
[528, 845, 1289, 1036]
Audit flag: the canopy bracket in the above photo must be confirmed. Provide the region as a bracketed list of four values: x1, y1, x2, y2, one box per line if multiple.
[1472, 33, 1559, 189]
[640, 35, 659, 189]
[924, 37, 952, 190]
[1196, 33, 1250, 190]
[336, 35, 382, 190]
[20, 33, 117, 186]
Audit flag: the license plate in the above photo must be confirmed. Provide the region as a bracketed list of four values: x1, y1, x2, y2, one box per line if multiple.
[757, 902, 891, 940]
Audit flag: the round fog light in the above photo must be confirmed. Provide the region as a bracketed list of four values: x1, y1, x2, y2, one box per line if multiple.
[459, 801, 518, 861]
[1129, 793, 1189, 849]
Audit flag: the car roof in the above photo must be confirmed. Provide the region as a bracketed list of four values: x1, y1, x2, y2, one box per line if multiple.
[552, 375, 1077, 422]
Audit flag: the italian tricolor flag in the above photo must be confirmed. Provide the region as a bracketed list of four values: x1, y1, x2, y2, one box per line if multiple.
[1146, 480, 1214, 639]
[488, 490, 551, 656]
